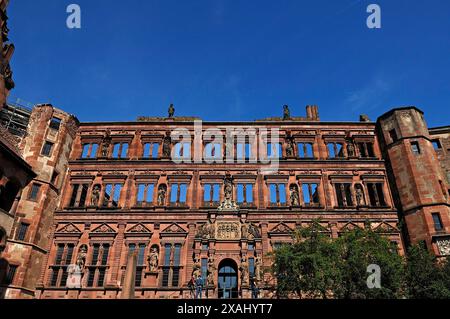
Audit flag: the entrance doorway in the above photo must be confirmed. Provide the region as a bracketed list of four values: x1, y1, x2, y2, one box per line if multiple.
[218, 259, 238, 299]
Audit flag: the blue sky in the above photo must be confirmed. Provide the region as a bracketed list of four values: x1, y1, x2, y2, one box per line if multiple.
[7, 0, 450, 126]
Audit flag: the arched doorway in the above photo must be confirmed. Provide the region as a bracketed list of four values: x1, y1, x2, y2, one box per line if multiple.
[218, 259, 238, 299]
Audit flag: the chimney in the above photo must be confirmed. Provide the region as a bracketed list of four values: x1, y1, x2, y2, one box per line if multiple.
[306, 105, 313, 119]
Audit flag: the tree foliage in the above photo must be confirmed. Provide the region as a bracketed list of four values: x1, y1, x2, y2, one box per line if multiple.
[271, 220, 450, 299]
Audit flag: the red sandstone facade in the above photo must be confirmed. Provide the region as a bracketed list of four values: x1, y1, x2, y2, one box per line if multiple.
[3, 106, 410, 299]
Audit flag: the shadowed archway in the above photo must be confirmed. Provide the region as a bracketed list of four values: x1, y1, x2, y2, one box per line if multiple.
[217, 259, 238, 299]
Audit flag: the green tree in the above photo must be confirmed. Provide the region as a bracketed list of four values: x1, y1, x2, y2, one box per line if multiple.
[405, 245, 450, 299]
[271, 221, 339, 298]
[334, 228, 405, 299]
[272, 221, 405, 299]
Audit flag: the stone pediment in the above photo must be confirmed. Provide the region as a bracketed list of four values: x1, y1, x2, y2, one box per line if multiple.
[56, 223, 82, 234]
[160, 223, 187, 236]
[125, 223, 152, 236]
[340, 221, 363, 232]
[269, 223, 293, 234]
[373, 222, 399, 233]
[91, 223, 116, 234]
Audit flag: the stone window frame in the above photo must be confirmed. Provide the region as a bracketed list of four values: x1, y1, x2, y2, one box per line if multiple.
[264, 175, 289, 207]
[167, 175, 192, 208]
[79, 135, 103, 159]
[328, 174, 356, 209]
[159, 238, 185, 288]
[360, 174, 390, 208]
[101, 175, 127, 209]
[85, 238, 114, 288]
[295, 175, 323, 208]
[66, 176, 95, 209]
[234, 174, 257, 207]
[133, 175, 159, 208]
[141, 134, 164, 159]
[352, 135, 377, 159]
[122, 238, 152, 287]
[48, 240, 78, 288]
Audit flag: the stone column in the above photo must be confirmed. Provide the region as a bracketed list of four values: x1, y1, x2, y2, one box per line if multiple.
[109, 222, 125, 286]
[121, 251, 137, 299]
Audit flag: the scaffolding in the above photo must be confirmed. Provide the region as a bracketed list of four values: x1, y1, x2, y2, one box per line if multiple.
[0, 98, 33, 137]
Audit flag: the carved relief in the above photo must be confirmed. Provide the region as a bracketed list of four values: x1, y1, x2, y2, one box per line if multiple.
[436, 238, 450, 256]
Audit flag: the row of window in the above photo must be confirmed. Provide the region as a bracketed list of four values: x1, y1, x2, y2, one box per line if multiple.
[80, 141, 376, 160]
[67, 181, 388, 209]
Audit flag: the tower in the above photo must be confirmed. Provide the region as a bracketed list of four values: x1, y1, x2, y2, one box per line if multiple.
[377, 107, 450, 256]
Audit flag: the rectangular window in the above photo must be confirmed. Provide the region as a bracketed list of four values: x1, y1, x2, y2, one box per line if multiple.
[162, 267, 170, 287]
[174, 143, 190, 159]
[55, 244, 65, 265]
[411, 141, 420, 155]
[136, 184, 154, 206]
[297, 143, 314, 158]
[6, 265, 18, 284]
[91, 244, 100, 266]
[50, 269, 59, 287]
[97, 268, 106, 287]
[367, 183, 386, 207]
[237, 184, 253, 203]
[28, 183, 41, 201]
[16, 223, 29, 241]
[328, 142, 344, 158]
[164, 244, 171, 266]
[112, 143, 129, 159]
[358, 142, 375, 158]
[79, 184, 88, 207]
[248, 243, 254, 251]
[51, 171, 59, 185]
[269, 184, 286, 205]
[137, 244, 146, 265]
[432, 140, 442, 150]
[81, 144, 90, 158]
[101, 244, 110, 265]
[170, 183, 187, 204]
[87, 269, 96, 287]
[249, 258, 255, 278]
[201, 258, 208, 286]
[267, 143, 282, 159]
[302, 183, 319, 205]
[49, 117, 62, 130]
[389, 129, 398, 143]
[143, 143, 159, 158]
[203, 184, 220, 204]
[205, 143, 222, 160]
[41, 141, 54, 157]
[335, 183, 353, 207]
[237, 143, 251, 160]
[65, 244, 74, 264]
[432, 213, 444, 231]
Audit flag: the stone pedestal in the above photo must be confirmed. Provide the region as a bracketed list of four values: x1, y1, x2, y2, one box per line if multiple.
[144, 271, 158, 286]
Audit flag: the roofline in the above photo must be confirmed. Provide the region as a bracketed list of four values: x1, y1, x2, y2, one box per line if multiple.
[78, 120, 376, 127]
[376, 106, 424, 123]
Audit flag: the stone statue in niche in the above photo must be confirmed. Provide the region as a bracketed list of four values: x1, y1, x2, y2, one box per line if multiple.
[147, 246, 159, 272]
[355, 185, 365, 206]
[157, 184, 167, 206]
[192, 257, 202, 278]
[101, 131, 111, 157]
[240, 257, 249, 285]
[241, 223, 248, 239]
[290, 184, 300, 206]
[285, 131, 295, 157]
[168, 104, 175, 118]
[218, 173, 239, 211]
[76, 245, 87, 272]
[255, 256, 262, 282]
[347, 140, 356, 157]
[197, 220, 215, 239]
[283, 105, 291, 120]
[162, 132, 172, 157]
[207, 256, 216, 286]
[247, 223, 261, 239]
[91, 185, 101, 206]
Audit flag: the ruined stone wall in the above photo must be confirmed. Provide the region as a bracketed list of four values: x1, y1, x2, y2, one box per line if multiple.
[2, 105, 78, 298]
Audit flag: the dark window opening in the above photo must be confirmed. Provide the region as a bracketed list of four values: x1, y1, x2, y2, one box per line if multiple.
[411, 141, 421, 155]
[367, 183, 386, 207]
[432, 213, 444, 231]
[432, 140, 442, 150]
[5, 265, 18, 285]
[28, 183, 41, 201]
[389, 129, 398, 143]
[335, 183, 353, 207]
[16, 223, 29, 241]
[49, 117, 62, 130]
[41, 141, 54, 157]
